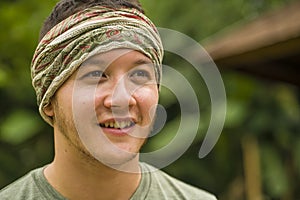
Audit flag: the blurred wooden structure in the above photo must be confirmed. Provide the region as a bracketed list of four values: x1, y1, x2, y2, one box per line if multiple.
[203, 2, 300, 199]
[204, 1, 300, 86]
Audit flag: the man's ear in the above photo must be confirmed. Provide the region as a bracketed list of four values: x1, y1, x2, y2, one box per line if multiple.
[43, 102, 54, 117]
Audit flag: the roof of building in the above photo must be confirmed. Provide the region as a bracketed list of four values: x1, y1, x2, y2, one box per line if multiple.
[203, 1, 300, 86]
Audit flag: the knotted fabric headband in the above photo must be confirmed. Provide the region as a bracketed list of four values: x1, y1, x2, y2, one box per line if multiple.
[31, 6, 164, 125]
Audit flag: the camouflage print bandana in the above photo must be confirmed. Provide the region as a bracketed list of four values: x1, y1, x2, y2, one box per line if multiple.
[31, 6, 164, 125]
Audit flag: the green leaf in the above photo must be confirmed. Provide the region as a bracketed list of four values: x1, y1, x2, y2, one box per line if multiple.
[0, 110, 42, 145]
[261, 145, 289, 197]
[0, 67, 8, 88]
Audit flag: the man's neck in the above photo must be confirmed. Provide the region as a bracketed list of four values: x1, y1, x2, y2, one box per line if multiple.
[44, 135, 141, 200]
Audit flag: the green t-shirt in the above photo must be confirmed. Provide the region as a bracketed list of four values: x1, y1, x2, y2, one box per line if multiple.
[0, 163, 217, 200]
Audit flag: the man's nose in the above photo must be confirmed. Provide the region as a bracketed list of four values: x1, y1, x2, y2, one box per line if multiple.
[103, 78, 137, 110]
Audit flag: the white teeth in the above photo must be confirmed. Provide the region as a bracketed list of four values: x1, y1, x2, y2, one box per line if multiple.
[114, 122, 120, 128]
[120, 121, 125, 129]
[101, 120, 133, 129]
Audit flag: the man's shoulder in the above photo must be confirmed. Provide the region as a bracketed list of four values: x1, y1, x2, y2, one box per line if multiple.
[0, 167, 44, 200]
[140, 163, 217, 200]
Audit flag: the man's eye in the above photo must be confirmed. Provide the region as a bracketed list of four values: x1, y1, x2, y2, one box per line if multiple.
[83, 70, 105, 78]
[132, 70, 150, 77]
[130, 70, 152, 84]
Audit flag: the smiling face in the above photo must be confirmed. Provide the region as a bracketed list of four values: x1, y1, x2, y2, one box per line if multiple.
[45, 49, 159, 170]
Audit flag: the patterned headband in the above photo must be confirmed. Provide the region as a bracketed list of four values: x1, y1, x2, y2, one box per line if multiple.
[31, 6, 164, 125]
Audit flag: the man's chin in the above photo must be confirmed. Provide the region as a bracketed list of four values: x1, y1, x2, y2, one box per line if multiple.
[97, 153, 140, 172]
[83, 146, 139, 170]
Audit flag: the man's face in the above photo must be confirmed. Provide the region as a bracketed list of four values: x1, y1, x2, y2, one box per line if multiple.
[47, 49, 159, 169]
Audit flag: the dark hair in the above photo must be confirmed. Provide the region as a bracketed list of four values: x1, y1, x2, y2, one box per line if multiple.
[39, 0, 144, 40]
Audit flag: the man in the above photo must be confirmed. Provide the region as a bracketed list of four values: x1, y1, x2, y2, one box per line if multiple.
[0, 0, 217, 199]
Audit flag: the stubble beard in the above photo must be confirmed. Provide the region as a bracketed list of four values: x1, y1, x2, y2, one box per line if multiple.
[52, 100, 156, 170]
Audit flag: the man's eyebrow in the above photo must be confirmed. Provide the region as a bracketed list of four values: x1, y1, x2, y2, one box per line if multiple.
[80, 57, 153, 68]
[133, 59, 153, 66]
[80, 58, 106, 67]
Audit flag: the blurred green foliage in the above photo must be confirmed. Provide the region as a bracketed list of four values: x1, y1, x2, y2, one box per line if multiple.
[0, 0, 299, 199]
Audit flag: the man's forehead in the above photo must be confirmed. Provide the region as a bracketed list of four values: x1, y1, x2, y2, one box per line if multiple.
[80, 49, 153, 68]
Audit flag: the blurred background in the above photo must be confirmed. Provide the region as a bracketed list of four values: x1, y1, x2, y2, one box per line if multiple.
[0, 0, 299, 199]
